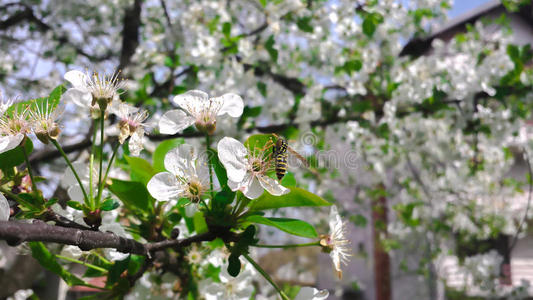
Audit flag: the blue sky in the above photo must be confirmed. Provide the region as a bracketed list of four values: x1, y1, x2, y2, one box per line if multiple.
[448, 0, 491, 17]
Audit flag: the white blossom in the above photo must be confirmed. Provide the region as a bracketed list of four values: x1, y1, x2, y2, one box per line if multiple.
[147, 144, 209, 206]
[110, 101, 149, 156]
[62, 70, 125, 112]
[0, 106, 28, 154]
[199, 265, 254, 300]
[159, 90, 243, 135]
[320, 205, 352, 279]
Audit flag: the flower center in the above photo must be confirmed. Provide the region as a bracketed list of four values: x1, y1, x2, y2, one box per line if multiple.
[186, 179, 205, 202]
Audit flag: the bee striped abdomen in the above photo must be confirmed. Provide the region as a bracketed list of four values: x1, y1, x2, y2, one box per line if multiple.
[275, 139, 288, 180]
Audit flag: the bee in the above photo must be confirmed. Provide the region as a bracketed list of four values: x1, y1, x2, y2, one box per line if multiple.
[269, 134, 309, 181]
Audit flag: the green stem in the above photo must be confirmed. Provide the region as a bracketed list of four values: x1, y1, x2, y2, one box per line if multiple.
[0, 186, 35, 209]
[199, 198, 210, 212]
[252, 241, 321, 249]
[56, 254, 108, 273]
[21, 141, 38, 195]
[242, 253, 290, 300]
[102, 142, 119, 193]
[89, 154, 95, 210]
[51, 139, 90, 206]
[90, 120, 98, 206]
[205, 134, 215, 200]
[91, 252, 111, 265]
[96, 112, 105, 207]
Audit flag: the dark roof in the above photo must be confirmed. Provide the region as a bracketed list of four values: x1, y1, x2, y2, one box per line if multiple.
[400, 1, 533, 57]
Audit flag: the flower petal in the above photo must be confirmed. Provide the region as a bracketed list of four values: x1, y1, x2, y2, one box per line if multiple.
[128, 128, 144, 156]
[242, 175, 264, 199]
[214, 93, 244, 118]
[217, 137, 248, 183]
[172, 90, 209, 114]
[0, 192, 9, 221]
[329, 205, 343, 233]
[147, 172, 184, 201]
[159, 109, 195, 134]
[257, 175, 289, 196]
[164, 144, 196, 177]
[64, 70, 88, 90]
[0, 133, 23, 154]
[61, 88, 92, 108]
[60, 245, 83, 259]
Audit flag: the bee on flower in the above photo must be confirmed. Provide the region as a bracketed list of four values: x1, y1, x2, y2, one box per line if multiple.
[159, 89, 244, 135]
[62, 70, 126, 115]
[320, 205, 352, 279]
[110, 102, 149, 156]
[217, 137, 288, 199]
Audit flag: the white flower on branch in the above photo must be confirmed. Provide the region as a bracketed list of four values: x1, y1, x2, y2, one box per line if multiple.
[159, 89, 243, 135]
[0, 105, 28, 155]
[199, 265, 254, 300]
[320, 205, 352, 279]
[147, 144, 209, 206]
[217, 137, 288, 199]
[62, 70, 126, 114]
[28, 99, 62, 144]
[110, 101, 149, 156]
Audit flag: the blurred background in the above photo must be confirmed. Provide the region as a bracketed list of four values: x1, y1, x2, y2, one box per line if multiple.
[2, 0, 533, 299]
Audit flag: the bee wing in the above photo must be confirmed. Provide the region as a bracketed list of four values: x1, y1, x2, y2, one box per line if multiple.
[287, 147, 309, 167]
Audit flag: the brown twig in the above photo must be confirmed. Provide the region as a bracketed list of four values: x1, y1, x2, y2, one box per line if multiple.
[0, 220, 221, 256]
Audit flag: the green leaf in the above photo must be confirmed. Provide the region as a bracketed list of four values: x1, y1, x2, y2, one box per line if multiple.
[362, 13, 383, 37]
[44, 198, 59, 208]
[256, 82, 267, 97]
[106, 256, 130, 287]
[246, 215, 318, 238]
[280, 172, 296, 187]
[67, 200, 84, 210]
[296, 17, 314, 33]
[193, 212, 208, 234]
[109, 179, 153, 213]
[6, 85, 65, 117]
[222, 22, 232, 37]
[100, 198, 120, 211]
[213, 190, 235, 211]
[153, 138, 185, 172]
[227, 254, 241, 277]
[249, 187, 331, 211]
[265, 35, 278, 63]
[244, 133, 276, 153]
[237, 106, 262, 129]
[0, 138, 33, 171]
[29, 242, 87, 286]
[125, 155, 156, 185]
[209, 148, 232, 193]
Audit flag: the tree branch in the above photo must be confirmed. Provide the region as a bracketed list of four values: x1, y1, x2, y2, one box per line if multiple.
[118, 0, 143, 71]
[0, 220, 219, 255]
[29, 136, 92, 165]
